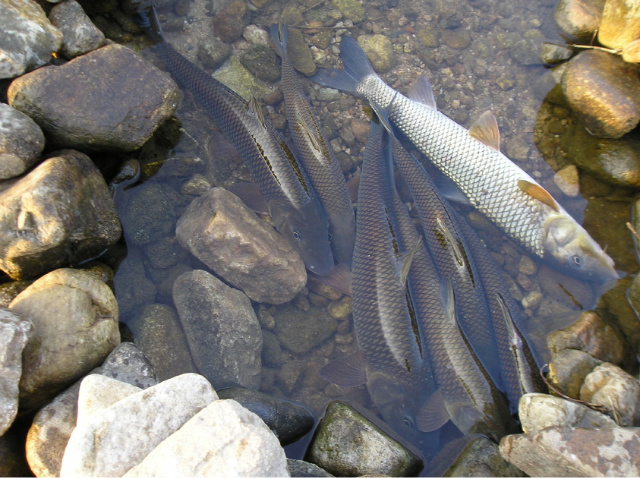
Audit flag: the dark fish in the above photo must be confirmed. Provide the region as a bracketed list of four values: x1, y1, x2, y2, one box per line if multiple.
[138, 8, 333, 275]
[271, 24, 355, 266]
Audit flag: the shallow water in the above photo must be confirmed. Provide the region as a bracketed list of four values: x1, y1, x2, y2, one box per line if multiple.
[107, 0, 638, 471]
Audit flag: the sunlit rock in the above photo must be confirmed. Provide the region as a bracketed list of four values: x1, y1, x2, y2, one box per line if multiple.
[8, 44, 178, 152]
[306, 401, 423, 477]
[127, 303, 197, 381]
[357, 34, 395, 73]
[60, 373, 217, 477]
[547, 348, 601, 399]
[99, 342, 158, 390]
[49, 0, 105, 59]
[561, 49, 640, 138]
[519, 393, 617, 433]
[0, 150, 121, 280]
[176, 188, 306, 305]
[0, 0, 62, 79]
[0, 308, 31, 436]
[123, 399, 290, 477]
[0, 103, 45, 180]
[580, 362, 640, 426]
[554, 0, 605, 40]
[500, 426, 640, 476]
[217, 387, 315, 446]
[9, 268, 120, 410]
[76, 375, 142, 423]
[172, 270, 262, 389]
[598, 0, 640, 51]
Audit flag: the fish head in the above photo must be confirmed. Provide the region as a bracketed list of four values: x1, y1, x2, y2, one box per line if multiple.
[269, 199, 334, 276]
[543, 214, 618, 282]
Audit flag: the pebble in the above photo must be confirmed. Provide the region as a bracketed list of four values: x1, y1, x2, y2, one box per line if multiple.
[331, 0, 365, 24]
[176, 188, 306, 304]
[0, 0, 62, 78]
[9, 268, 120, 410]
[173, 269, 263, 389]
[49, 0, 105, 59]
[0, 308, 31, 435]
[553, 164, 580, 197]
[561, 49, 640, 139]
[0, 103, 45, 180]
[8, 44, 179, 152]
[284, 27, 317, 77]
[357, 34, 395, 73]
[0, 150, 121, 280]
[306, 400, 423, 477]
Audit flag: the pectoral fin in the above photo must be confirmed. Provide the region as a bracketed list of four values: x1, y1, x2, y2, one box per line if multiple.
[319, 351, 367, 387]
[469, 111, 501, 151]
[517, 180, 559, 212]
[416, 389, 451, 432]
[407, 74, 437, 110]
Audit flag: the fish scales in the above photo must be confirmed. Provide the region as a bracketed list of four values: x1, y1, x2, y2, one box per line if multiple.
[352, 120, 424, 383]
[271, 25, 356, 264]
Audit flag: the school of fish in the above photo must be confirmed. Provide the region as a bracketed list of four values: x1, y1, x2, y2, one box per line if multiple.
[138, 8, 619, 471]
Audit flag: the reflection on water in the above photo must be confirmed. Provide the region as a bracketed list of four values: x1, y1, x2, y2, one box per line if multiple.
[109, 0, 638, 472]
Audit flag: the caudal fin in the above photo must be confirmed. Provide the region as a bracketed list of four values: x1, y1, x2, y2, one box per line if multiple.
[311, 36, 377, 95]
[269, 23, 288, 58]
[134, 5, 164, 44]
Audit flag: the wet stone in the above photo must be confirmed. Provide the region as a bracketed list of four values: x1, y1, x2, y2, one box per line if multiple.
[306, 401, 423, 477]
[561, 49, 640, 139]
[285, 27, 317, 77]
[212, 0, 248, 43]
[580, 362, 640, 426]
[598, 0, 640, 51]
[554, 0, 605, 40]
[547, 348, 602, 399]
[607, 275, 640, 354]
[173, 270, 262, 390]
[113, 253, 157, 318]
[518, 393, 618, 433]
[240, 45, 280, 83]
[553, 164, 580, 197]
[121, 182, 177, 247]
[217, 387, 315, 446]
[358, 34, 395, 73]
[541, 42, 574, 65]
[100, 342, 158, 390]
[331, 0, 365, 23]
[176, 188, 306, 305]
[500, 426, 640, 477]
[287, 459, 333, 477]
[0, 308, 31, 436]
[261, 329, 284, 367]
[127, 303, 197, 381]
[49, 0, 106, 59]
[274, 303, 337, 354]
[197, 38, 232, 70]
[8, 44, 179, 152]
[0, 102, 45, 180]
[0, 0, 63, 78]
[0, 150, 121, 280]
[441, 435, 525, 477]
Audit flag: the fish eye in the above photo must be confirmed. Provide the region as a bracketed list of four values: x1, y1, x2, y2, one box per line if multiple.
[293, 231, 301, 241]
[402, 416, 414, 429]
[571, 255, 583, 268]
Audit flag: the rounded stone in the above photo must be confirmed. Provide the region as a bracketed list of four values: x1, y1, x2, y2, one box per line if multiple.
[358, 34, 395, 73]
[0, 103, 45, 180]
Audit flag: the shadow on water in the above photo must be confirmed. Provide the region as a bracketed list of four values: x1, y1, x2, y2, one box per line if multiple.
[94, 0, 640, 473]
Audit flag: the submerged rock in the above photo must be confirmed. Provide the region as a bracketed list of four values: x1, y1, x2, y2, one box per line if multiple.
[0, 150, 121, 280]
[212, 0, 248, 43]
[0, 308, 31, 436]
[357, 34, 395, 73]
[438, 434, 525, 477]
[561, 49, 640, 138]
[173, 270, 262, 390]
[306, 401, 423, 477]
[60, 373, 217, 477]
[9, 268, 120, 410]
[176, 188, 306, 305]
[49, 0, 106, 59]
[123, 399, 290, 477]
[0, 0, 63, 78]
[8, 44, 179, 152]
[500, 426, 640, 476]
[273, 302, 337, 354]
[0, 102, 45, 180]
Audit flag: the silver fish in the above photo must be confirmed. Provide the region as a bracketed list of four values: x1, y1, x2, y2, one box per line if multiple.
[271, 24, 356, 266]
[139, 8, 333, 274]
[312, 36, 618, 282]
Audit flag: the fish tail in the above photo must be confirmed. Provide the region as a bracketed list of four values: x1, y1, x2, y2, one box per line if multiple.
[269, 23, 288, 59]
[312, 36, 377, 95]
[135, 5, 164, 44]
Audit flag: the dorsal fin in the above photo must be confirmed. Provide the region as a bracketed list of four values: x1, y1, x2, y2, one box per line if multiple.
[436, 216, 465, 268]
[469, 111, 500, 150]
[248, 95, 266, 127]
[407, 74, 437, 109]
[397, 236, 423, 285]
[517, 179, 559, 212]
[295, 112, 322, 152]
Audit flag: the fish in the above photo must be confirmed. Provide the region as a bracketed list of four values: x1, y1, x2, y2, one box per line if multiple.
[137, 8, 334, 275]
[384, 135, 515, 442]
[312, 35, 618, 282]
[270, 24, 356, 266]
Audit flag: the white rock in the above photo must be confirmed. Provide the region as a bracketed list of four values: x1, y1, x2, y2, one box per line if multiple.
[124, 399, 289, 477]
[76, 375, 142, 424]
[60, 373, 218, 477]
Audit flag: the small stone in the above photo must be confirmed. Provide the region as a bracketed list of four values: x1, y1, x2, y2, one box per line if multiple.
[541, 42, 574, 64]
[49, 0, 106, 59]
[441, 29, 472, 50]
[331, 0, 364, 23]
[553, 164, 580, 197]
[274, 303, 337, 354]
[196, 38, 232, 70]
[580, 362, 640, 426]
[357, 34, 395, 73]
[99, 342, 158, 390]
[327, 296, 352, 319]
[240, 44, 281, 82]
[212, 0, 248, 43]
[180, 173, 211, 196]
[306, 401, 422, 477]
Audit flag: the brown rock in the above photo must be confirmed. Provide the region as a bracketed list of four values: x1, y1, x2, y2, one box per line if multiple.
[561, 49, 640, 138]
[547, 348, 601, 399]
[554, 0, 605, 40]
[598, 0, 640, 51]
[212, 0, 248, 43]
